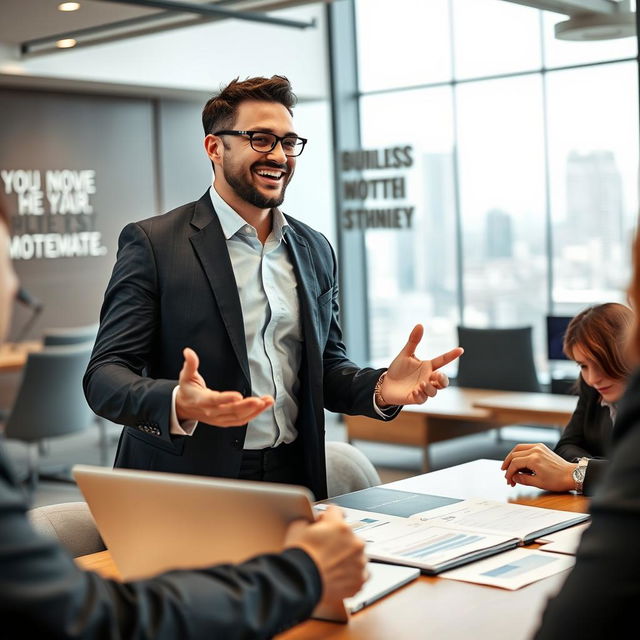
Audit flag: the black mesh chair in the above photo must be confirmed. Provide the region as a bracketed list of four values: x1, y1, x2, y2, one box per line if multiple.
[2, 342, 95, 489]
[456, 325, 541, 442]
[456, 326, 541, 392]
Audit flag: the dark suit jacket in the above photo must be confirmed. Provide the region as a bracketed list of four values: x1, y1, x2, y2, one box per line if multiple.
[0, 443, 320, 639]
[84, 192, 390, 499]
[554, 378, 613, 495]
[535, 369, 640, 639]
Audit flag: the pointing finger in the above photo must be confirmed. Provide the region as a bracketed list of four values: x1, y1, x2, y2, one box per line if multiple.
[430, 347, 464, 371]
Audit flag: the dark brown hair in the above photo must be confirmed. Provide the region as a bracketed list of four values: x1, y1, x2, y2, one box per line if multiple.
[563, 302, 634, 381]
[202, 75, 297, 135]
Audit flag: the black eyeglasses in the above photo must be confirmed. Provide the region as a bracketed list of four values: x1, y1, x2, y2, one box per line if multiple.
[213, 130, 308, 157]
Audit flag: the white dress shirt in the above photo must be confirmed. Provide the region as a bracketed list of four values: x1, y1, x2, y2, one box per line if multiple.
[170, 186, 391, 441]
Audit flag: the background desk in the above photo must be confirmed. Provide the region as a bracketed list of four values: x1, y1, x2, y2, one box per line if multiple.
[473, 392, 579, 427]
[0, 341, 41, 373]
[343, 389, 579, 472]
[76, 459, 588, 640]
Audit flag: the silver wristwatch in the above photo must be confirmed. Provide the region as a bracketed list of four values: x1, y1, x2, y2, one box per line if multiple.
[572, 457, 589, 494]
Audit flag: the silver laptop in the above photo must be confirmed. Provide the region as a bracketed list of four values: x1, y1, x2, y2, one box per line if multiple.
[73, 465, 419, 622]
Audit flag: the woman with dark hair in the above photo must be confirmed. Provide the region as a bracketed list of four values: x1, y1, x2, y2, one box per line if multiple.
[501, 302, 633, 495]
[534, 235, 640, 638]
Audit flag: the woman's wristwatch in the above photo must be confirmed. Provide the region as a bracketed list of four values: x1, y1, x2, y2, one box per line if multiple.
[572, 457, 590, 494]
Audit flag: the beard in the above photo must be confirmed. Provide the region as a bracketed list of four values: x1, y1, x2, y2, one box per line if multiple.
[223, 160, 291, 209]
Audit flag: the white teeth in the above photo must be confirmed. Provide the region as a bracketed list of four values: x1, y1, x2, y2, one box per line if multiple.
[257, 169, 282, 179]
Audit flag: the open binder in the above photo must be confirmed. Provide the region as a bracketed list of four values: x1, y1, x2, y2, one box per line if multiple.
[328, 488, 589, 575]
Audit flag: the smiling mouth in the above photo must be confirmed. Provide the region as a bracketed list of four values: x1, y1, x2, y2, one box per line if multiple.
[254, 167, 287, 183]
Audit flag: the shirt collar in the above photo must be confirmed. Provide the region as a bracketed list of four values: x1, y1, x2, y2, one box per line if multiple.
[600, 398, 617, 422]
[208, 185, 289, 242]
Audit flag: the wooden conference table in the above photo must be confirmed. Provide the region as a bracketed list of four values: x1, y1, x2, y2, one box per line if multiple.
[344, 388, 579, 472]
[76, 459, 588, 640]
[0, 341, 41, 372]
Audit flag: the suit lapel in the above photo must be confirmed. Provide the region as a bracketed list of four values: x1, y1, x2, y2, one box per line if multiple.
[283, 223, 321, 356]
[189, 194, 250, 385]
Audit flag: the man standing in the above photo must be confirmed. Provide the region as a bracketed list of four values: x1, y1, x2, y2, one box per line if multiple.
[0, 201, 367, 638]
[84, 75, 462, 499]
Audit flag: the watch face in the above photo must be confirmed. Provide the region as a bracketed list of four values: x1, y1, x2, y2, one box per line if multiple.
[573, 465, 586, 482]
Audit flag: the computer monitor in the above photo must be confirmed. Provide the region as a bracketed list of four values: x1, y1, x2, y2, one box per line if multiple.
[546, 315, 573, 361]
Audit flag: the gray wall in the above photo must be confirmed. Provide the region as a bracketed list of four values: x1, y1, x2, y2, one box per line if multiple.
[0, 88, 211, 340]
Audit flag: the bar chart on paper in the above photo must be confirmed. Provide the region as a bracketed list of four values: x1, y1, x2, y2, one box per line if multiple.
[441, 549, 575, 590]
[363, 521, 516, 573]
[388, 531, 488, 560]
[482, 554, 556, 578]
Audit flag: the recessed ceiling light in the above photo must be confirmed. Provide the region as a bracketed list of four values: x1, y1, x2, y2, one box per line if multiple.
[56, 38, 77, 49]
[58, 2, 81, 11]
[555, 12, 636, 41]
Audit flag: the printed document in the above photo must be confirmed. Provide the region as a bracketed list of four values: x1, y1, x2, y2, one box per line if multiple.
[440, 548, 575, 590]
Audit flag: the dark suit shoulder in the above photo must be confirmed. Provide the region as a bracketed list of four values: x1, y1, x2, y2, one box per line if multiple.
[123, 191, 216, 245]
[133, 200, 199, 234]
[283, 214, 334, 253]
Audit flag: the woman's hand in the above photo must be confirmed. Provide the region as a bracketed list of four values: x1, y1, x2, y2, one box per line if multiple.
[501, 443, 577, 492]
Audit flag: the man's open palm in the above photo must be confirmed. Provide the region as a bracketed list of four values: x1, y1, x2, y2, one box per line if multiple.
[176, 347, 274, 426]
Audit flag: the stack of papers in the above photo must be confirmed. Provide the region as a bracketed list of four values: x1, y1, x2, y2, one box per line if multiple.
[322, 487, 589, 588]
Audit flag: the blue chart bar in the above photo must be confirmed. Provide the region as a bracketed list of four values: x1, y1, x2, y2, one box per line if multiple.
[482, 555, 556, 578]
[403, 534, 485, 559]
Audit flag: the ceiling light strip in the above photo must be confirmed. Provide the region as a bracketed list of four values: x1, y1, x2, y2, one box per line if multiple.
[101, 0, 315, 29]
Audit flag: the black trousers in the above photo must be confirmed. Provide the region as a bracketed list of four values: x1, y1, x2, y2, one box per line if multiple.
[238, 440, 301, 485]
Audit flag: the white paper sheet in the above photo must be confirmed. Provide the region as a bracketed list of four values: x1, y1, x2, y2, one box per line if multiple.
[440, 548, 575, 590]
[411, 497, 586, 541]
[536, 523, 590, 555]
[362, 520, 516, 570]
[314, 504, 404, 537]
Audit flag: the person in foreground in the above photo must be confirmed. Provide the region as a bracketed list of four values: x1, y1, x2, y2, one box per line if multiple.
[83, 75, 462, 500]
[0, 205, 367, 637]
[501, 302, 632, 495]
[533, 234, 640, 638]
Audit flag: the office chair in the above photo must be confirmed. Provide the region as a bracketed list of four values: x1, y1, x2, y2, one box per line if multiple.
[325, 441, 380, 498]
[28, 501, 106, 558]
[456, 326, 541, 392]
[1, 342, 95, 490]
[456, 326, 541, 442]
[41, 324, 112, 462]
[43, 323, 99, 347]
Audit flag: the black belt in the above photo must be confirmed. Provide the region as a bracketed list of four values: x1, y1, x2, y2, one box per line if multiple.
[239, 440, 300, 482]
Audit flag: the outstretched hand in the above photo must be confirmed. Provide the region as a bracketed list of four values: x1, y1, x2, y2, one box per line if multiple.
[380, 325, 463, 406]
[175, 347, 273, 426]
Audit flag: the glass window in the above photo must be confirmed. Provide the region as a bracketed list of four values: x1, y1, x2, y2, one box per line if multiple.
[350, 0, 639, 377]
[456, 74, 548, 369]
[546, 62, 639, 309]
[355, 0, 452, 92]
[358, 88, 459, 368]
[452, 0, 542, 79]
